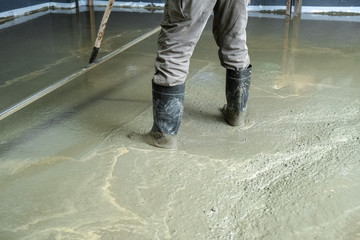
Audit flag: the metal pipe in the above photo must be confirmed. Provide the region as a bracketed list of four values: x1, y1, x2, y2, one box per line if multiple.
[0, 26, 161, 121]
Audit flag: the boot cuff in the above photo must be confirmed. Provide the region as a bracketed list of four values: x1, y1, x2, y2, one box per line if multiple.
[152, 82, 185, 95]
[227, 64, 252, 79]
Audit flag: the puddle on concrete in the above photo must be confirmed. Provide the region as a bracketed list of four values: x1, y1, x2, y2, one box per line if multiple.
[0, 12, 360, 240]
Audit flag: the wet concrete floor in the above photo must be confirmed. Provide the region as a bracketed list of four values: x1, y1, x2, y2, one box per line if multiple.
[0, 10, 162, 112]
[1, 11, 360, 240]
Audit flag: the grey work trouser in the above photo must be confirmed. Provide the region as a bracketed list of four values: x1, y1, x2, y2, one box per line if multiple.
[153, 0, 251, 86]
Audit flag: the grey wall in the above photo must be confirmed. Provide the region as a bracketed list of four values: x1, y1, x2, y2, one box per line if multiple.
[302, 0, 360, 6]
[1, 0, 76, 13]
[1, 0, 360, 14]
[113, 0, 360, 6]
[1, 0, 46, 12]
[249, 0, 360, 6]
[114, 0, 360, 6]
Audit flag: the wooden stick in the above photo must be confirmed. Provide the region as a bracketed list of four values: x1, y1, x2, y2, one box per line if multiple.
[89, 0, 115, 64]
[294, 0, 303, 17]
[286, 0, 293, 16]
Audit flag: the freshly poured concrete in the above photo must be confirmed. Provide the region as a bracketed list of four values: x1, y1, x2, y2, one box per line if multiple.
[1, 12, 360, 239]
[0, 10, 162, 112]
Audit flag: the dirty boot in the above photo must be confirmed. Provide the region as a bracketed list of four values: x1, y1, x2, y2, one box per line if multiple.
[129, 82, 185, 149]
[222, 65, 252, 126]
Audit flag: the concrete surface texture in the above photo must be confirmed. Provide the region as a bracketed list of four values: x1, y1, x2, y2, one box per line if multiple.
[0, 12, 360, 239]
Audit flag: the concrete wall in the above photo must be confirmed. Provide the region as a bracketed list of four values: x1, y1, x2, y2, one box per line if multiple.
[106, 0, 360, 6]
[302, 0, 360, 6]
[1, 0, 360, 18]
[0, 0, 86, 18]
[1, 0, 77, 13]
[250, 0, 359, 6]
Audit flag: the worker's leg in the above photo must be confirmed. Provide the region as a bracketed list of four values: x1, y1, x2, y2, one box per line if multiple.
[153, 0, 216, 86]
[213, 0, 251, 70]
[213, 0, 252, 126]
[140, 0, 216, 148]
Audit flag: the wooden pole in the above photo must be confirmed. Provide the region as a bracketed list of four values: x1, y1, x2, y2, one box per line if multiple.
[88, 0, 115, 64]
[89, 0, 94, 6]
[286, 0, 293, 16]
[294, 0, 303, 17]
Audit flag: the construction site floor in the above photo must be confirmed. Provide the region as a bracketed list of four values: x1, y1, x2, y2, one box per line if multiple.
[1, 10, 360, 240]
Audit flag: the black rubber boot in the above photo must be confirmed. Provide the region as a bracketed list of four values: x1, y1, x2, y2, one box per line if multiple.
[149, 82, 184, 148]
[129, 82, 185, 149]
[222, 65, 252, 126]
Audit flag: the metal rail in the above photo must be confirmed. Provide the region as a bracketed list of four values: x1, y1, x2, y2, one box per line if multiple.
[0, 26, 161, 121]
